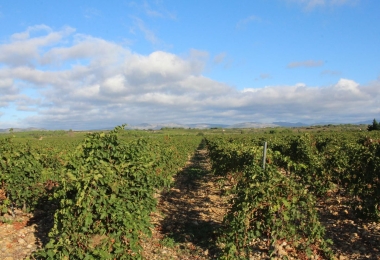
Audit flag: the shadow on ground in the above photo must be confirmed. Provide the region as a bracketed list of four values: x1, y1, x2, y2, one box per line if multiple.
[158, 141, 227, 258]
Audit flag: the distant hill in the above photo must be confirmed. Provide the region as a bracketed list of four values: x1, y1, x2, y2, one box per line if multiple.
[227, 122, 278, 129]
[124, 122, 228, 130]
[187, 123, 229, 129]
[273, 122, 308, 127]
[88, 120, 376, 131]
[356, 120, 372, 125]
[126, 123, 188, 130]
[0, 127, 46, 133]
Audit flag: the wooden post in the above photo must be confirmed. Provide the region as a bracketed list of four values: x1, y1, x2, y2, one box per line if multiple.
[262, 141, 267, 170]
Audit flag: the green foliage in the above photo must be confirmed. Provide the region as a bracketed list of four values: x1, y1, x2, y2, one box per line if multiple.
[206, 135, 334, 258]
[2, 125, 380, 259]
[207, 131, 380, 223]
[271, 134, 334, 196]
[218, 164, 332, 259]
[206, 137, 260, 179]
[160, 236, 176, 248]
[0, 124, 203, 257]
[33, 126, 202, 259]
[36, 127, 155, 258]
[328, 138, 380, 219]
[0, 137, 55, 213]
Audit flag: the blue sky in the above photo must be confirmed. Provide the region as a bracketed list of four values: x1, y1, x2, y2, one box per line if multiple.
[0, 0, 379, 129]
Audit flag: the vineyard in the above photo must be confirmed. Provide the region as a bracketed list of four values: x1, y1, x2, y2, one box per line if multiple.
[0, 126, 379, 259]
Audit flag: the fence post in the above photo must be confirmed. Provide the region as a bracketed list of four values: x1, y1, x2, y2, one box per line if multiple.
[262, 141, 267, 170]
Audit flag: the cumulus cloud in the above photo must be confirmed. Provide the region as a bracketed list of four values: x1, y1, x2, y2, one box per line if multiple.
[0, 26, 378, 129]
[0, 78, 15, 92]
[0, 78, 22, 108]
[0, 25, 75, 67]
[241, 78, 377, 121]
[287, 60, 324, 68]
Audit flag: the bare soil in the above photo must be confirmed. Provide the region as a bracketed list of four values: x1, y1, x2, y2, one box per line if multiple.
[140, 143, 229, 259]
[317, 192, 380, 260]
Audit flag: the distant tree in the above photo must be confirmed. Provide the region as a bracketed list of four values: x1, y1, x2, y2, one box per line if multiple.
[269, 129, 277, 134]
[367, 118, 380, 131]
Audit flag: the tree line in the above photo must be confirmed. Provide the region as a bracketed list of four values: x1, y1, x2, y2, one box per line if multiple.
[368, 118, 380, 131]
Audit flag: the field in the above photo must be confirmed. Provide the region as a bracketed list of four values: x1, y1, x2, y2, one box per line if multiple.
[0, 125, 379, 259]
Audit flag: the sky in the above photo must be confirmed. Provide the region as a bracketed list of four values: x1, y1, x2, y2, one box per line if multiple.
[0, 0, 379, 130]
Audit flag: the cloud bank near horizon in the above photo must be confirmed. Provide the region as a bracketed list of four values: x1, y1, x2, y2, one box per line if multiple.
[0, 26, 379, 130]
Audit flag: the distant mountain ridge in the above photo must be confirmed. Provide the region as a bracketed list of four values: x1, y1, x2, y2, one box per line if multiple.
[0, 120, 371, 132]
[126, 122, 230, 130]
[226, 122, 278, 128]
[272, 122, 308, 127]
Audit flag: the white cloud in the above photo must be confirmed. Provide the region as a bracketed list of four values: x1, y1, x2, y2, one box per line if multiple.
[0, 25, 75, 67]
[41, 34, 126, 65]
[241, 79, 375, 121]
[10, 25, 52, 41]
[0, 26, 378, 129]
[331, 78, 364, 99]
[0, 78, 14, 90]
[0, 78, 21, 108]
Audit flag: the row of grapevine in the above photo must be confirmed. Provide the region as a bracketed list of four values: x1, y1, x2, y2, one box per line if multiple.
[207, 131, 380, 218]
[0, 136, 73, 214]
[0, 126, 202, 259]
[269, 133, 380, 218]
[205, 136, 333, 259]
[206, 131, 380, 258]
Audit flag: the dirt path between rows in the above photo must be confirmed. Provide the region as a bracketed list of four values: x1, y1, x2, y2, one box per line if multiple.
[141, 141, 229, 259]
